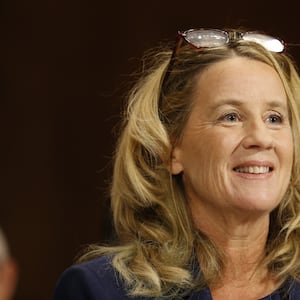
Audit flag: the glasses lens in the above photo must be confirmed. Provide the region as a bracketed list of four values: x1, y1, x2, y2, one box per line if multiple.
[242, 32, 284, 53]
[184, 29, 228, 48]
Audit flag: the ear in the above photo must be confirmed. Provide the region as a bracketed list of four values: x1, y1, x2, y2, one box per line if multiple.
[170, 146, 184, 175]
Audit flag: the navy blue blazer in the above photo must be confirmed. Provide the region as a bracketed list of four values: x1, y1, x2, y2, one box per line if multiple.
[54, 255, 300, 299]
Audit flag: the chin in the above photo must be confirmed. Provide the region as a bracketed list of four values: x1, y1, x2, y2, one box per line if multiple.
[234, 197, 280, 214]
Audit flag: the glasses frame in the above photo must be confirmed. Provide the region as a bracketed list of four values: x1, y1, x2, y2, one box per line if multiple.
[161, 28, 285, 92]
[177, 28, 285, 54]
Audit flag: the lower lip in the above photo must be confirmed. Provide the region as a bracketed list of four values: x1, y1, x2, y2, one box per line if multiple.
[233, 170, 273, 179]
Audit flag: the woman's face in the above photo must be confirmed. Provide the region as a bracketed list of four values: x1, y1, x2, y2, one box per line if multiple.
[171, 57, 293, 216]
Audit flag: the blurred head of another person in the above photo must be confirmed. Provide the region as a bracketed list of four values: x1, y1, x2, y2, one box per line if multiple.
[0, 228, 18, 300]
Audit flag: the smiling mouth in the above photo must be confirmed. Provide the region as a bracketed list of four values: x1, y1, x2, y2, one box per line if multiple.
[233, 166, 273, 174]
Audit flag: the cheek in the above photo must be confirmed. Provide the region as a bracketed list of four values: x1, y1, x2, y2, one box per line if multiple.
[276, 131, 293, 168]
[183, 130, 237, 170]
[281, 147, 293, 184]
[182, 132, 232, 187]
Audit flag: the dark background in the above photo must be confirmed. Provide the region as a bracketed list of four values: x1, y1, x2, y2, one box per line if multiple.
[1, 1, 300, 299]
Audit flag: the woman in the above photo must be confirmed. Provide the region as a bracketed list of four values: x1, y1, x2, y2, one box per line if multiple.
[54, 28, 300, 299]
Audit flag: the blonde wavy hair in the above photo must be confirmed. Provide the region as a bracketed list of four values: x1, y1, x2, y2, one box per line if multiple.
[79, 33, 300, 298]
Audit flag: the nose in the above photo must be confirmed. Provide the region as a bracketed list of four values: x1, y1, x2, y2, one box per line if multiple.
[241, 119, 274, 150]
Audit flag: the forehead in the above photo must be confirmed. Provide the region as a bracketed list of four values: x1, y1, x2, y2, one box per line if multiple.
[193, 56, 287, 106]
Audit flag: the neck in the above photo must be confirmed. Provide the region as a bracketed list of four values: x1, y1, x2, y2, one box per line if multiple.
[191, 202, 282, 299]
[217, 235, 268, 284]
[191, 202, 271, 282]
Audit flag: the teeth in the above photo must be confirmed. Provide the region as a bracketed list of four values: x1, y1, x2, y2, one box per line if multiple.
[234, 166, 270, 174]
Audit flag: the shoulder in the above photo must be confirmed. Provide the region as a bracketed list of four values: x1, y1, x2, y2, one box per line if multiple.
[291, 279, 300, 297]
[277, 278, 300, 299]
[53, 255, 131, 300]
[53, 255, 212, 300]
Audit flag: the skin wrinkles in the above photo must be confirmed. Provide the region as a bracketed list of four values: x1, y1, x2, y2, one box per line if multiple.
[211, 101, 290, 132]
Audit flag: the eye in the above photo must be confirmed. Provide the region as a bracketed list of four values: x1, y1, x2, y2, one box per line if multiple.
[266, 113, 283, 124]
[220, 112, 241, 122]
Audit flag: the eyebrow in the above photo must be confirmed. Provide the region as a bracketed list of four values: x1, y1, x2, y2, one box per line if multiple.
[209, 99, 288, 111]
[209, 99, 243, 109]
